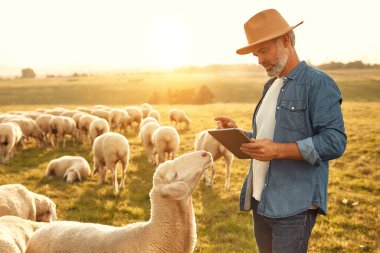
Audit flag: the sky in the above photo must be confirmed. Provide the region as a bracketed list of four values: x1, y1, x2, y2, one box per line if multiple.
[1, 0, 379, 76]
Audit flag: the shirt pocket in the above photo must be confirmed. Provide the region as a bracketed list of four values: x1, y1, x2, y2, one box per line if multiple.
[279, 100, 307, 132]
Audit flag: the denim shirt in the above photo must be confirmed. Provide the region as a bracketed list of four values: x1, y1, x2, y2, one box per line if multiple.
[240, 61, 347, 218]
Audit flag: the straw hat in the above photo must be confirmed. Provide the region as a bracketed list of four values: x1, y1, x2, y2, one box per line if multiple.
[236, 9, 303, 55]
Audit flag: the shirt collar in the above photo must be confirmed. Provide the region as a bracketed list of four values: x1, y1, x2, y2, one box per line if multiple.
[285, 60, 308, 80]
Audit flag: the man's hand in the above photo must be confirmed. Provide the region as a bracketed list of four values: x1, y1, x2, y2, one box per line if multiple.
[241, 139, 303, 161]
[240, 138, 279, 161]
[214, 116, 238, 129]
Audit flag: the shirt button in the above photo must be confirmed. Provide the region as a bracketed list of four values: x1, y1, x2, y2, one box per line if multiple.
[291, 106, 295, 110]
[264, 183, 267, 187]
[276, 106, 280, 110]
[284, 77, 287, 80]
[281, 89, 284, 92]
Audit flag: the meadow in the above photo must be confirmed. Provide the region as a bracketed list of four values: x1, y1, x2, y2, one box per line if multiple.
[0, 68, 379, 252]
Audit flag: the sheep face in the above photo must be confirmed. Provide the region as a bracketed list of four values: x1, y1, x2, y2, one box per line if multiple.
[63, 168, 81, 183]
[154, 150, 213, 200]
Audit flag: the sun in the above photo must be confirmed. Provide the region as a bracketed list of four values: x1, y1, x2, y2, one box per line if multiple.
[143, 16, 190, 68]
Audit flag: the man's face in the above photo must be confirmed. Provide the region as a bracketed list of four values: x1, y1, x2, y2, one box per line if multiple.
[251, 37, 289, 78]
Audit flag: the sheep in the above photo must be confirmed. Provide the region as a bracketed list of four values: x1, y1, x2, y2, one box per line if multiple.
[139, 122, 161, 164]
[35, 114, 54, 144]
[92, 132, 130, 195]
[60, 110, 81, 118]
[148, 109, 161, 122]
[76, 107, 92, 114]
[194, 130, 234, 190]
[125, 106, 143, 128]
[169, 108, 191, 129]
[0, 216, 46, 253]
[90, 109, 110, 122]
[25, 150, 213, 253]
[0, 122, 23, 164]
[140, 103, 153, 118]
[4, 117, 44, 147]
[108, 108, 131, 132]
[46, 156, 91, 183]
[0, 184, 57, 222]
[139, 116, 158, 130]
[152, 126, 180, 165]
[78, 114, 98, 144]
[48, 116, 78, 148]
[88, 118, 110, 144]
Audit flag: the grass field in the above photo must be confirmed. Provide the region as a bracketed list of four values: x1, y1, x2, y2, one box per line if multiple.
[0, 69, 379, 252]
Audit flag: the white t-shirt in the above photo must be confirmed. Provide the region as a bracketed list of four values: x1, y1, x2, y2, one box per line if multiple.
[252, 77, 284, 201]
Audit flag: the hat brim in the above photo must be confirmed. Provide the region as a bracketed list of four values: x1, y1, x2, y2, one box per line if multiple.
[236, 21, 303, 55]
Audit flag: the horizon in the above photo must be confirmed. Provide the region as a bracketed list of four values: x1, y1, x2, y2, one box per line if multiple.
[1, 0, 379, 77]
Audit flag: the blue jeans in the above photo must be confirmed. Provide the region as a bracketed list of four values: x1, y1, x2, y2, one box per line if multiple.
[252, 198, 318, 253]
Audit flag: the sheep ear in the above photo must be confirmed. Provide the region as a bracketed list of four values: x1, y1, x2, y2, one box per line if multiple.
[162, 181, 189, 200]
[63, 171, 68, 180]
[76, 170, 82, 182]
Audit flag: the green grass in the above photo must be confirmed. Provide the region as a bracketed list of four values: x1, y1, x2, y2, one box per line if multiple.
[0, 69, 380, 252]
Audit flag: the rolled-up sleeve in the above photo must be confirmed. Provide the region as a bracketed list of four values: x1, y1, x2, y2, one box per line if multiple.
[307, 76, 347, 164]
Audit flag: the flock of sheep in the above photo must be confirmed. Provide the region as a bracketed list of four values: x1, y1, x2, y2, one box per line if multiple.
[0, 103, 235, 253]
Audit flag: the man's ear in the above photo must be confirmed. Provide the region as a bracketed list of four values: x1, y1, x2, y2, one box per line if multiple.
[161, 181, 189, 200]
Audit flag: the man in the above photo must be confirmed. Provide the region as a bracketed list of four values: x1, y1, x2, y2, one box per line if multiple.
[215, 9, 347, 253]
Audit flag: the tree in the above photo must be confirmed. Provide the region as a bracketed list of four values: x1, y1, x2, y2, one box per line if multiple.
[21, 68, 36, 78]
[193, 85, 214, 104]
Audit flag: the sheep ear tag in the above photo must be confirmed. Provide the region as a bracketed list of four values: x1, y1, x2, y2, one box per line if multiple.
[163, 181, 189, 200]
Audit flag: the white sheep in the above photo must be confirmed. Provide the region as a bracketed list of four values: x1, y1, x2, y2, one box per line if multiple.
[78, 114, 98, 144]
[92, 132, 130, 195]
[152, 126, 180, 165]
[4, 117, 44, 147]
[35, 114, 54, 145]
[0, 184, 57, 222]
[90, 109, 110, 122]
[48, 116, 77, 148]
[139, 116, 158, 130]
[0, 122, 23, 164]
[46, 156, 91, 183]
[139, 122, 161, 164]
[108, 108, 131, 132]
[125, 106, 143, 128]
[148, 109, 161, 122]
[194, 130, 234, 190]
[0, 215, 46, 253]
[25, 150, 213, 253]
[88, 118, 110, 144]
[169, 108, 191, 129]
[140, 103, 153, 118]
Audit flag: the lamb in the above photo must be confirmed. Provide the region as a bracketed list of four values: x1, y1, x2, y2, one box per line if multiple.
[194, 130, 234, 190]
[25, 151, 213, 253]
[0, 184, 57, 222]
[92, 132, 130, 195]
[0, 122, 23, 164]
[139, 122, 161, 164]
[0, 216, 46, 253]
[169, 108, 191, 129]
[140, 103, 152, 118]
[152, 126, 180, 165]
[46, 156, 91, 183]
[88, 118, 110, 144]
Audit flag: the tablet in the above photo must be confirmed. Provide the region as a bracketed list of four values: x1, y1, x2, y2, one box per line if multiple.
[208, 128, 252, 159]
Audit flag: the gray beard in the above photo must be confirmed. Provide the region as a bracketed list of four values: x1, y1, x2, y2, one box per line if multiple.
[266, 53, 288, 78]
